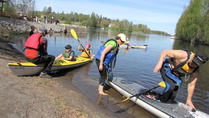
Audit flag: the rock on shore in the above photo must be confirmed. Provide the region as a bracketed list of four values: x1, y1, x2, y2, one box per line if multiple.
[0, 16, 64, 38]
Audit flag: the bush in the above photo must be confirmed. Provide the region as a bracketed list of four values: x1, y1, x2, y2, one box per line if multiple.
[0, 12, 20, 19]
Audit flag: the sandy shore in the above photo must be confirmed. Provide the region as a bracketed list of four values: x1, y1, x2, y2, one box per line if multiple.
[0, 19, 113, 117]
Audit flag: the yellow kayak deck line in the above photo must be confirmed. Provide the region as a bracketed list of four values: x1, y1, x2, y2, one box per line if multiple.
[120, 44, 148, 49]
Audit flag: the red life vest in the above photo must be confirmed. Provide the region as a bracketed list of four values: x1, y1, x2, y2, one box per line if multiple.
[24, 33, 41, 50]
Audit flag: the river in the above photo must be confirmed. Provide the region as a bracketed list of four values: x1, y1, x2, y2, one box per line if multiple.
[12, 28, 209, 117]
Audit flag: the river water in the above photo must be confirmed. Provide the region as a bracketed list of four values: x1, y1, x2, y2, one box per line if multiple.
[12, 29, 209, 117]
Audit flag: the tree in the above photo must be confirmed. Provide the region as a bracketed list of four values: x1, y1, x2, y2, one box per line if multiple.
[100, 18, 111, 28]
[175, 0, 209, 43]
[47, 7, 52, 14]
[88, 12, 97, 27]
[128, 22, 133, 32]
[5, 0, 34, 14]
[4, 0, 16, 13]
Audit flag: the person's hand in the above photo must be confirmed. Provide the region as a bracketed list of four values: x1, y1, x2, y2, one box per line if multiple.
[99, 64, 103, 71]
[153, 63, 162, 72]
[90, 55, 95, 60]
[61, 57, 65, 60]
[90, 56, 94, 61]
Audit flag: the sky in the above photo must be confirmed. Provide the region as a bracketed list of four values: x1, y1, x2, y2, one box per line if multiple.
[35, 0, 190, 35]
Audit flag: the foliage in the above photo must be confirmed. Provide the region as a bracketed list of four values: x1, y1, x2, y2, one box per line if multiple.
[1, 0, 170, 36]
[176, 0, 209, 44]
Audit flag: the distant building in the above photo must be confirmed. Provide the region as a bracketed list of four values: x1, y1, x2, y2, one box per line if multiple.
[108, 23, 117, 27]
[50, 19, 59, 25]
[170, 35, 176, 39]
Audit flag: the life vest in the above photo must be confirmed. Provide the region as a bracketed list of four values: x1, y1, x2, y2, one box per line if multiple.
[24, 33, 42, 50]
[80, 49, 90, 57]
[163, 59, 182, 85]
[124, 40, 130, 45]
[172, 49, 198, 76]
[63, 50, 74, 58]
[95, 39, 119, 66]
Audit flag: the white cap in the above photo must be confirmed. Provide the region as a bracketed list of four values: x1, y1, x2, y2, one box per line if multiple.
[117, 33, 126, 42]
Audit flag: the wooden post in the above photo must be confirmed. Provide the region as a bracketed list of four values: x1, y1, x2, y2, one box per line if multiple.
[0, 0, 6, 12]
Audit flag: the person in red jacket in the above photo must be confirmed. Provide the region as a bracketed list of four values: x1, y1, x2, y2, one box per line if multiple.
[24, 27, 55, 78]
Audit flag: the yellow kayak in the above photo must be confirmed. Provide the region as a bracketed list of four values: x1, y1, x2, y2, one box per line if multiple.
[8, 56, 92, 76]
[120, 44, 148, 49]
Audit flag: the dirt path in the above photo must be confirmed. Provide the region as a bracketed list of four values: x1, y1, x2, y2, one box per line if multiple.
[0, 37, 114, 118]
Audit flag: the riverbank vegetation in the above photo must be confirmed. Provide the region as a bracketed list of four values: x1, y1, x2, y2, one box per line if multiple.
[1, 0, 170, 36]
[176, 0, 209, 45]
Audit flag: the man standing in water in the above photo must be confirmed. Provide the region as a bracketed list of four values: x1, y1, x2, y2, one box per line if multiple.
[95, 33, 126, 95]
[153, 49, 208, 109]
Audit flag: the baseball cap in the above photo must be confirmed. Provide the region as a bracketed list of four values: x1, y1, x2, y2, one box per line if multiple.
[193, 51, 209, 67]
[65, 45, 72, 49]
[86, 43, 91, 47]
[117, 33, 126, 42]
[39, 27, 48, 34]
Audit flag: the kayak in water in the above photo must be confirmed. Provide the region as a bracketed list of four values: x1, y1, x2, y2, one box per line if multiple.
[108, 76, 209, 118]
[8, 56, 92, 76]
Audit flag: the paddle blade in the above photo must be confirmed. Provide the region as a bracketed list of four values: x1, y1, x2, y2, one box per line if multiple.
[114, 97, 130, 105]
[70, 29, 78, 39]
[158, 81, 166, 88]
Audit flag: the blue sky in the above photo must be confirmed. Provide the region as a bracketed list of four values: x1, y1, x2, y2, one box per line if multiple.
[35, 0, 190, 35]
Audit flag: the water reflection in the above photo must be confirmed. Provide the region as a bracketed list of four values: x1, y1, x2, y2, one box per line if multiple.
[123, 48, 131, 54]
[96, 94, 108, 109]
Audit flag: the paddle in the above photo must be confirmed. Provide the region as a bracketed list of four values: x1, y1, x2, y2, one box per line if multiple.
[70, 29, 91, 58]
[114, 81, 166, 105]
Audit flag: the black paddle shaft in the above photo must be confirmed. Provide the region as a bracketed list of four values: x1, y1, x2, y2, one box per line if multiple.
[132, 85, 160, 98]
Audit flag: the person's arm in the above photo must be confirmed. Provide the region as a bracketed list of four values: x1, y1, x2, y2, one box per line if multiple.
[64, 56, 73, 61]
[153, 50, 187, 72]
[89, 50, 94, 60]
[99, 45, 113, 71]
[153, 50, 173, 72]
[55, 54, 63, 59]
[78, 43, 83, 51]
[89, 50, 93, 57]
[39, 38, 48, 55]
[186, 70, 198, 109]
